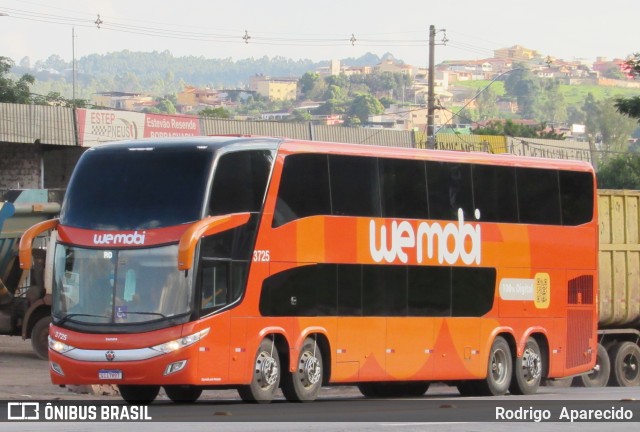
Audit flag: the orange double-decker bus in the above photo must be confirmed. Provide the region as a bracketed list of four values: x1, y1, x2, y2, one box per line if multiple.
[20, 136, 598, 404]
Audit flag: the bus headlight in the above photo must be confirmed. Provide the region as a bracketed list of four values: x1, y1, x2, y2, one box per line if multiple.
[151, 328, 210, 354]
[49, 336, 75, 354]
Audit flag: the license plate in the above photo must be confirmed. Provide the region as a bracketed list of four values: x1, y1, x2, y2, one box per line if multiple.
[98, 369, 123, 380]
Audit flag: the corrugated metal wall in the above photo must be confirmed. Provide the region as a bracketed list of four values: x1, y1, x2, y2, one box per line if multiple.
[312, 125, 413, 147]
[0, 104, 75, 146]
[0, 103, 594, 163]
[199, 117, 415, 147]
[200, 118, 310, 140]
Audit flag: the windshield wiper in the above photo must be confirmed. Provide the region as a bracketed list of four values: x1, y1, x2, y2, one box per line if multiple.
[55, 313, 109, 326]
[119, 311, 168, 319]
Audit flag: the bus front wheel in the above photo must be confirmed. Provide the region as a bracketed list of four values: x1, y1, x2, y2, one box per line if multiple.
[238, 338, 281, 403]
[164, 385, 203, 403]
[281, 337, 323, 402]
[118, 385, 160, 405]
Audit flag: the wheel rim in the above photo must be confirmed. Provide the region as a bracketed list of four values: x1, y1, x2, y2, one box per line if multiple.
[255, 351, 279, 388]
[299, 350, 321, 387]
[521, 347, 542, 383]
[491, 348, 508, 384]
[622, 353, 639, 382]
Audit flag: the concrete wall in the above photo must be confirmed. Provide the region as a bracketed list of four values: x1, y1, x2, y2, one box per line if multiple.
[0, 143, 42, 192]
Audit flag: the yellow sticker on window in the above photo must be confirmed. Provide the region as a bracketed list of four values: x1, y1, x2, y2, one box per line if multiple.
[534, 273, 550, 309]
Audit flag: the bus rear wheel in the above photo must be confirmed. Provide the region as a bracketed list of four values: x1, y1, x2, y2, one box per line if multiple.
[608, 341, 640, 387]
[579, 343, 610, 387]
[118, 385, 160, 405]
[238, 338, 281, 403]
[510, 337, 543, 395]
[164, 385, 203, 403]
[476, 336, 512, 396]
[282, 337, 323, 402]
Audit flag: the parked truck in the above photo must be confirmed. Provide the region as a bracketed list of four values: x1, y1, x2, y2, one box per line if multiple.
[564, 189, 640, 388]
[0, 189, 62, 359]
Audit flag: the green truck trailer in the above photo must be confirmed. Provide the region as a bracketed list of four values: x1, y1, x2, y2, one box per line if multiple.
[0, 189, 62, 359]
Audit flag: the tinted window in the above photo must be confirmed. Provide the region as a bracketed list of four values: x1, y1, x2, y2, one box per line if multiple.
[408, 266, 451, 316]
[261, 264, 495, 318]
[451, 267, 495, 316]
[62, 147, 212, 230]
[380, 158, 428, 219]
[472, 165, 518, 223]
[517, 168, 561, 225]
[273, 154, 331, 227]
[362, 266, 407, 316]
[560, 171, 594, 225]
[427, 162, 473, 220]
[337, 265, 362, 316]
[330, 155, 381, 217]
[209, 150, 273, 215]
[260, 265, 337, 316]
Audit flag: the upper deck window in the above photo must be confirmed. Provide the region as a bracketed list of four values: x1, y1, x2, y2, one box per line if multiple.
[61, 147, 213, 230]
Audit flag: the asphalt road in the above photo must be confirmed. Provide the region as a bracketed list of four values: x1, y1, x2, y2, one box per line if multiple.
[1, 335, 638, 431]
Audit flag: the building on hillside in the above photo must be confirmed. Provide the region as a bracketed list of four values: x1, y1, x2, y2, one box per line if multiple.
[91, 92, 154, 111]
[493, 45, 541, 61]
[250, 75, 298, 101]
[369, 104, 451, 131]
[176, 86, 222, 109]
[375, 60, 415, 77]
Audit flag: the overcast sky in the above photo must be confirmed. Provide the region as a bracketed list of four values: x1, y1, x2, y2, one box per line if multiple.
[1, 0, 638, 67]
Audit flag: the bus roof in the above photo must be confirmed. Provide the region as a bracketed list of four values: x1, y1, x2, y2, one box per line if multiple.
[87, 135, 594, 173]
[277, 138, 595, 173]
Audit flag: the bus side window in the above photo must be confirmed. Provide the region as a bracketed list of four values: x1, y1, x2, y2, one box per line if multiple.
[200, 262, 228, 312]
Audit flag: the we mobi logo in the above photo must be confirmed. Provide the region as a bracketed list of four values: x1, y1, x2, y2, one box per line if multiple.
[93, 231, 146, 246]
[369, 208, 482, 265]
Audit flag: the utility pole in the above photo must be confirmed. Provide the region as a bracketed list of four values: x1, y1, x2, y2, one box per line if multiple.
[427, 25, 436, 149]
[72, 27, 76, 107]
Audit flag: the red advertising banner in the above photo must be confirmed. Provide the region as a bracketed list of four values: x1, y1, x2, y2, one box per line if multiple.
[144, 114, 200, 138]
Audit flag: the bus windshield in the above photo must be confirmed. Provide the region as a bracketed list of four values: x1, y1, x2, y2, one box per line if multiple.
[52, 243, 192, 325]
[61, 146, 213, 230]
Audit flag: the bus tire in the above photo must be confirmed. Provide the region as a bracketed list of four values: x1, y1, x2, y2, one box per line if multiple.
[543, 377, 574, 388]
[281, 337, 323, 402]
[164, 385, 203, 403]
[357, 382, 430, 398]
[456, 380, 481, 396]
[238, 338, 281, 403]
[579, 343, 610, 387]
[476, 336, 512, 396]
[510, 337, 543, 395]
[118, 385, 160, 405]
[30, 315, 51, 360]
[608, 341, 640, 387]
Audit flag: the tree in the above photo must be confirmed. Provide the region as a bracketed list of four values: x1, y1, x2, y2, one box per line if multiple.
[298, 72, 320, 99]
[0, 56, 35, 103]
[596, 98, 637, 155]
[615, 53, 640, 122]
[597, 153, 640, 189]
[348, 94, 384, 123]
[476, 86, 499, 121]
[199, 107, 231, 118]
